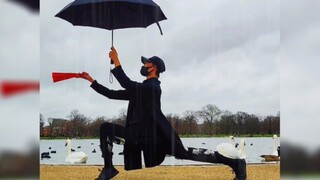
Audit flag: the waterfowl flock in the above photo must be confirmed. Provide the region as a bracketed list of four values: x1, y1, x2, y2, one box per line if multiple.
[41, 135, 280, 164]
[227, 134, 280, 162]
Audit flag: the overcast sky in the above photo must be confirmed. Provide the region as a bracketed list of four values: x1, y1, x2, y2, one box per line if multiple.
[281, 0, 320, 151]
[40, 0, 280, 122]
[0, 1, 39, 151]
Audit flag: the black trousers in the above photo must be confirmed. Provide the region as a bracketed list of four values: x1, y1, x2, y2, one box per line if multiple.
[99, 122, 221, 165]
[99, 122, 126, 145]
[101, 122, 157, 170]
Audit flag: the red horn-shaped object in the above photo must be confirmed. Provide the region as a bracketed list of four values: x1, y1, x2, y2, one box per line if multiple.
[1, 81, 39, 97]
[52, 72, 80, 83]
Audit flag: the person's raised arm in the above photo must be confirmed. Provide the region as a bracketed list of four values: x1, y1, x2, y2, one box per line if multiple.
[108, 47, 141, 89]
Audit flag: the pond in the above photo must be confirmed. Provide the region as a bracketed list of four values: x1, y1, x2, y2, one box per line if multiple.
[40, 137, 278, 165]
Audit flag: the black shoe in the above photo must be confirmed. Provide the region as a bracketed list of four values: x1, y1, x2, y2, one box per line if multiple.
[96, 167, 119, 180]
[216, 153, 247, 180]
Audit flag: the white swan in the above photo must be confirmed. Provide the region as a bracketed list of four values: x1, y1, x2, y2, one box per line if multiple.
[216, 143, 241, 159]
[238, 139, 247, 159]
[216, 138, 246, 160]
[272, 134, 280, 156]
[65, 139, 88, 163]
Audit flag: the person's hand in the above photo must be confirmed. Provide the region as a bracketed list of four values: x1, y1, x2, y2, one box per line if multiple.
[109, 46, 121, 67]
[79, 72, 95, 83]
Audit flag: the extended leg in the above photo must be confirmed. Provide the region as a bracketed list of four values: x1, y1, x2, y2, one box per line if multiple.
[187, 147, 247, 180]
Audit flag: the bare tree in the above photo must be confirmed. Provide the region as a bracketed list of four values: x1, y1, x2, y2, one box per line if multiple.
[234, 111, 251, 135]
[244, 114, 260, 135]
[218, 110, 236, 135]
[166, 114, 182, 134]
[197, 104, 221, 135]
[183, 110, 199, 135]
[89, 116, 108, 137]
[67, 109, 89, 138]
[111, 108, 127, 126]
[40, 114, 45, 137]
[47, 118, 54, 138]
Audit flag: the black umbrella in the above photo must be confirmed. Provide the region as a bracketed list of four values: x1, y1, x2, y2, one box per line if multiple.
[55, 0, 167, 46]
[9, 0, 39, 13]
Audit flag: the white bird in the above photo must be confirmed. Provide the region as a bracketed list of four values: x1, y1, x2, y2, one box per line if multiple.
[260, 134, 280, 162]
[238, 139, 247, 159]
[216, 138, 246, 160]
[272, 134, 280, 156]
[65, 139, 88, 163]
[216, 143, 242, 159]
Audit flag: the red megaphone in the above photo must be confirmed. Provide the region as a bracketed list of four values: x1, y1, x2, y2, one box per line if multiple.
[52, 72, 81, 83]
[1, 81, 39, 97]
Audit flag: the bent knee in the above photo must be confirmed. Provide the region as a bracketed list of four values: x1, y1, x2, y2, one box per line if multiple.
[100, 122, 112, 132]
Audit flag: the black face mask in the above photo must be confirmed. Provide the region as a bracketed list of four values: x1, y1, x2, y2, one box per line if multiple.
[140, 66, 151, 76]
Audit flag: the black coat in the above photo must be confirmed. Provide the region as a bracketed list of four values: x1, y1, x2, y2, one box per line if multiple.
[91, 66, 188, 170]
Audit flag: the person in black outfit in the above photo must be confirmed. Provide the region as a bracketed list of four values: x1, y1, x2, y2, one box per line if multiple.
[80, 47, 246, 180]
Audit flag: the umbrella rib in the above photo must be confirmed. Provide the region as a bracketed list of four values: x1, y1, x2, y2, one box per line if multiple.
[156, 22, 163, 35]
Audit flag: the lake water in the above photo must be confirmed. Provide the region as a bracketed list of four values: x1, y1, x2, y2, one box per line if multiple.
[40, 137, 278, 165]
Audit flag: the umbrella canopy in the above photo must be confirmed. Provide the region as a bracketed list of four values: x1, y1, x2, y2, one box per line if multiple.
[9, 0, 39, 13]
[55, 0, 167, 34]
[55, 0, 167, 83]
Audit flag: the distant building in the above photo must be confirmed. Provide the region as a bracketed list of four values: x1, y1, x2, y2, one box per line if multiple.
[41, 118, 68, 137]
[42, 126, 51, 137]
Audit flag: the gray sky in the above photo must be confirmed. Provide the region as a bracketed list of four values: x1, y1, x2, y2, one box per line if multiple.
[40, 0, 280, 122]
[281, 0, 320, 151]
[0, 0, 39, 151]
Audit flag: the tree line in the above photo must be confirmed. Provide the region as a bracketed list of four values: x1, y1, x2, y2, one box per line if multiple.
[40, 104, 279, 138]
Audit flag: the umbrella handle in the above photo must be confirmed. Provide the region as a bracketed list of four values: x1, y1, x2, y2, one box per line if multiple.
[109, 30, 114, 83]
[109, 68, 113, 83]
[112, 30, 113, 47]
[110, 30, 114, 64]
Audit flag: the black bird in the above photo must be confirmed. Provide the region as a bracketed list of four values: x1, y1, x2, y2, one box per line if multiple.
[41, 152, 51, 159]
[92, 149, 96, 153]
[77, 146, 81, 148]
[71, 148, 75, 152]
[49, 147, 52, 149]
[118, 151, 124, 155]
[50, 150, 56, 153]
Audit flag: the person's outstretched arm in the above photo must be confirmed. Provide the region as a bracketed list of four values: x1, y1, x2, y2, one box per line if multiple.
[80, 72, 129, 100]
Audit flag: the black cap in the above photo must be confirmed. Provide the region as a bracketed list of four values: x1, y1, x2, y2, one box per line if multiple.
[141, 56, 166, 73]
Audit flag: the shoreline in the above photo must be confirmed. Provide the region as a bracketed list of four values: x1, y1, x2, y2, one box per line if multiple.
[40, 134, 280, 140]
[40, 162, 278, 166]
[41, 164, 280, 180]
